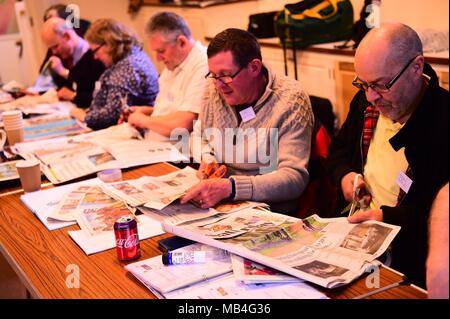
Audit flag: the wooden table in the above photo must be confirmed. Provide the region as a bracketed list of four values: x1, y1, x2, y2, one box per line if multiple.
[0, 162, 427, 299]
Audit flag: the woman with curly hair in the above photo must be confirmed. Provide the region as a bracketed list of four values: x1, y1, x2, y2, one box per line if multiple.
[71, 19, 159, 130]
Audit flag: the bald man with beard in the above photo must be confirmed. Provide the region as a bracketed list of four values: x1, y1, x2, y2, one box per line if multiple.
[326, 23, 448, 288]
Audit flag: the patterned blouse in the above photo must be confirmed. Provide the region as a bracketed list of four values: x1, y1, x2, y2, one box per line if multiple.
[85, 46, 159, 130]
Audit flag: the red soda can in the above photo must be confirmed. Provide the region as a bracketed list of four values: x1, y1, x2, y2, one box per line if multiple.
[114, 215, 141, 261]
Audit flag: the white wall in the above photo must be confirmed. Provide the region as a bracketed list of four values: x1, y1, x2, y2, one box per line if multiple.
[7, 0, 450, 81]
[54, 0, 450, 42]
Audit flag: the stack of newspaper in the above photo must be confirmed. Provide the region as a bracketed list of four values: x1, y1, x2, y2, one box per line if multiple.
[20, 178, 165, 254]
[100, 167, 200, 209]
[162, 208, 400, 289]
[13, 123, 188, 184]
[125, 242, 327, 299]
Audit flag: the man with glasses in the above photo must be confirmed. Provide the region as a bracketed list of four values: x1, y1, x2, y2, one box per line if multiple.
[122, 12, 207, 138]
[40, 17, 105, 108]
[181, 28, 314, 216]
[326, 23, 448, 288]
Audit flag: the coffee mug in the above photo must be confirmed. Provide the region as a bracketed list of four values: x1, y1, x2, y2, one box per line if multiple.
[0, 129, 6, 149]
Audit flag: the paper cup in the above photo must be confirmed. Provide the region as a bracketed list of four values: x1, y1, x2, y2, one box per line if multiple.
[0, 129, 6, 149]
[5, 127, 24, 145]
[1, 110, 23, 121]
[16, 159, 41, 193]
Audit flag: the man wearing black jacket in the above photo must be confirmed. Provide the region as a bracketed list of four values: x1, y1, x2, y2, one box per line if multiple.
[326, 23, 448, 289]
[41, 17, 105, 108]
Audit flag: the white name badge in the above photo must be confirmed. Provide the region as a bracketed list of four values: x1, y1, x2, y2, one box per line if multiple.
[239, 107, 256, 123]
[396, 171, 413, 194]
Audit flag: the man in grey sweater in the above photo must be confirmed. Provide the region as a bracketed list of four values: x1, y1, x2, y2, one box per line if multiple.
[181, 28, 313, 215]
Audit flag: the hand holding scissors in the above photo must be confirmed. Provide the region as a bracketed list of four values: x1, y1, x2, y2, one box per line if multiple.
[341, 174, 371, 217]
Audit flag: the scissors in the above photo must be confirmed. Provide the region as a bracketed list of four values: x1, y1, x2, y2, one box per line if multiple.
[341, 174, 366, 217]
[202, 162, 227, 179]
[121, 93, 145, 139]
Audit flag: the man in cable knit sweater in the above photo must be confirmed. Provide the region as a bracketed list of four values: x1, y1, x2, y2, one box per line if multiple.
[181, 28, 314, 215]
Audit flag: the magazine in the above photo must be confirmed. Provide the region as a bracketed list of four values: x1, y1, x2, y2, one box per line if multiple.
[125, 243, 232, 295]
[162, 208, 400, 288]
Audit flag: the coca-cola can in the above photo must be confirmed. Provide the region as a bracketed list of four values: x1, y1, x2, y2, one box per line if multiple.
[114, 215, 141, 261]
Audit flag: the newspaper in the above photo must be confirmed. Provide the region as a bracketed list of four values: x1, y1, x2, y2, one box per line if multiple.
[48, 185, 119, 222]
[68, 214, 164, 255]
[139, 200, 269, 226]
[125, 243, 232, 295]
[13, 123, 188, 184]
[0, 160, 19, 182]
[74, 201, 136, 235]
[162, 209, 400, 288]
[230, 254, 301, 284]
[19, 101, 73, 116]
[101, 166, 199, 209]
[24, 115, 90, 141]
[20, 178, 100, 231]
[163, 273, 327, 299]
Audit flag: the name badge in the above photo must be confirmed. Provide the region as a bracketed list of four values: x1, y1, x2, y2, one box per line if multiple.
[396, 171, 413, 194]
[239, 107, 256, 123]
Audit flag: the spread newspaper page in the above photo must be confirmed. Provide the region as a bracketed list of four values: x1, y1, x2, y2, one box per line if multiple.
[162, 208, 400, 288]
[13, 123, 188, 184]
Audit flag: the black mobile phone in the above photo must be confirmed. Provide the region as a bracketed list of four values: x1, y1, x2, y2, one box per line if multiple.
[157, 236, 196, 252]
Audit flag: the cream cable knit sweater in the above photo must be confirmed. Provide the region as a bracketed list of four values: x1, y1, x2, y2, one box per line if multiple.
[194, 65, 314, 215]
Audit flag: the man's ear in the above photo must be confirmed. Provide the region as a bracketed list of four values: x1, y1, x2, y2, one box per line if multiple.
[248, 59, 263, 76]
[177, 35, 188, 48]
[62, 31, 71, 42]
[412, 55, 425, 77]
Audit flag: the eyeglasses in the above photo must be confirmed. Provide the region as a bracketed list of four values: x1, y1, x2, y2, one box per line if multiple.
[92, 43, 104, 54]
[352, 56, 418, 93]
[204, 64, 247, 84]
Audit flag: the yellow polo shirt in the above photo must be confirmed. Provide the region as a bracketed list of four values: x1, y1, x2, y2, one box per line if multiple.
[364, 114, 409, 209]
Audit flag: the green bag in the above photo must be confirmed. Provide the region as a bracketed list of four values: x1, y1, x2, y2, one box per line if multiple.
[276, 0, 354, 48]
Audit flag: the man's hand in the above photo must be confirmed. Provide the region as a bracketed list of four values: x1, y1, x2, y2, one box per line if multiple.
[49, 56, 68, 78]
[118, 106, 153, 124]
[127, 111, 152, 129]
[341, 172, 371, 203]
[70, 107, 86, 122]
[348, 209, 383, 223]
[57, 87, 76, 101]
[341, 172, 361, 201]
[180, 178, 232, 209]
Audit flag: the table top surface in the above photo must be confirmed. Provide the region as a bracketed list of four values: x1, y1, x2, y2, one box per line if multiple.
[0, 162, 428, 299]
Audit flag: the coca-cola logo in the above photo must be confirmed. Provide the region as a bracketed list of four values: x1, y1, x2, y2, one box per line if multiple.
[116, 234, 139, 248]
